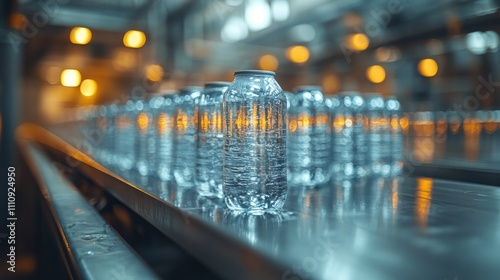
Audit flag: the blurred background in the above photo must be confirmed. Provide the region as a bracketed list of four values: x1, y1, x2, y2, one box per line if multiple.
[0, 0, 498, 124]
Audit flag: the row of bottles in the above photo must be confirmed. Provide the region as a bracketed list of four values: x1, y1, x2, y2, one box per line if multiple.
[68, 71, 403, 212]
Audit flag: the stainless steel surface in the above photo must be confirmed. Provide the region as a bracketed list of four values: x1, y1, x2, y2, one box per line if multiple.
[19, 124, 500, 280]
[406, 135, 500, 185]
[17, 135, 160, 280]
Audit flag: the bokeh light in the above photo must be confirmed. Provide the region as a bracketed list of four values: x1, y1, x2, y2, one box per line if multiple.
[70, 27, 92, 45]
[60, 69, 81, 87]
[366, 65, 386, 83]
[286, 45, 310, 64]
[258, 54, 279, 71]
[80, 79, 97, 96]
[418, 58, 439, 77]
[123, 30, 146, 48]
[146, 64, 164, 82]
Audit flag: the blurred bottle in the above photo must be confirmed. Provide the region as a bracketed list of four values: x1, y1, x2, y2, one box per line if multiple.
[101, 103, 118, 166]
[288, 86, 331, 187]
[284, 91, 294, 183]
[135, 99, 158, 176]
[196, 82, 230, 197]
[222, 70, 287, 212]
[386, 97, 403, 175]
[366, 94, 391, 176]
[115, 100, 137, 170]
[172, 87, 202, 187]
[156, 94, 175, 181]
[330, 92, 367, 178]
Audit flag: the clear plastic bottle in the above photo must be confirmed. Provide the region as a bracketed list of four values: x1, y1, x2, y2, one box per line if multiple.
[115, 100, 137, 170]
[195, 82, 230, 197]
[386, 96, 403, 175]
[222, 70, 287, 212]
[102, 103, 118, 167]
[284, 91, 294, 184]
[330, 92, 367, 178]
[366, 94, 391, 175]
[172, 87, 202, 187]
[288, 86, 331, 187]
[156, 94, 175, 181]
[135, 99, 157, 176]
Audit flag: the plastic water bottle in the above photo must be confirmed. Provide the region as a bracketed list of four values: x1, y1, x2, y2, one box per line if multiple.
[115, 100, 137, 170]
[386, 96, 403, 175]
[330, 92, 367, 178]
[284, 91, 294, 183]
[366, 94, 391, 175]
[288, 86, 331, 187]
[222, 70, 287, 212]
[135, 99, 158, 176]
[155, 94, 175, 181]
[195, 82, 230, 197]
[172, 87, 202, 187]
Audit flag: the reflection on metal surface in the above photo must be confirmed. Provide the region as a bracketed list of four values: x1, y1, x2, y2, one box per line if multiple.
[415, 178, 433, 231]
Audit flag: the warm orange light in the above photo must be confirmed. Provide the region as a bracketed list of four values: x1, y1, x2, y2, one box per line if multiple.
[45, 66, 61, 85]
[258, 54, 279, 71]
[416, 178, 433, 230]
[322, 74, 340, 93]
[200, 112, 210, 133]
[60, 69, 81, 87]
[70, 27, 92, 45]
[484, 120, 497, 134]
[400, 115, 409, 134]
[137, 112, 149, 131]
[366, 65, 386, 83]
[450, 119, 461, 135]
[176, 109, 188, 132]
[414, 120, 435, 137]
[157, 113, 169, 135]
[298, 114, 312, 127]
[146, 64, 164, 82]
[286, 45, 310, 64]
[463, 118, 482, 136]
[289, 119, 297, 132]
[418, 58, 438, 77]
[436, 120, 447, 135]
[123, 30, 146, 48]
[80, 79, 97, 97]
[347, 33, 369, 51]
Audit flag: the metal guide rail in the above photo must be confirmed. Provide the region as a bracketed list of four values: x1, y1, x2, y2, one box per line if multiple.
[17, 123, 500, 280]
[17, 134, 160, 280]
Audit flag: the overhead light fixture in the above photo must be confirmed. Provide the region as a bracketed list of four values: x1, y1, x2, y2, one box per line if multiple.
[286, 45, 310, 64]
[60, 69, 81, 87]
[258, 54, 279, 71]
[366, 65, 386, 83]
[245, 0, 272, 31]
[418, 58, 438, 78]
[70, 27, 92, 45]
[80, 79, 97, 96]
[146, 64, 164, 82]
[221, 16, 248, 42]
[123, 30, 146, 48]
[346, 33, 369, 51]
